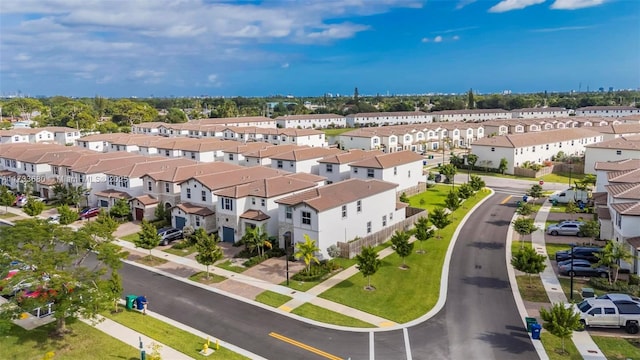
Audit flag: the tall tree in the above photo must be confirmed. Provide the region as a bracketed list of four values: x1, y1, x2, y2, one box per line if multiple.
[57, 204, 78, 225]
[498, 157, 508, 175]
[194, 229, 223, 280]
[595, 241, 634, 283]
[445, 190, 461, 212]
[413, 216, 434, 254]
[439, 164, 457, 187]
[390, 230, 413, 268]
[53, 183, 86, 208]
[294, 235, 320, 274]
[540, 303, 583, 355]
[469, 175, 485, 191]
[527, 184, 544, 204]
[22, 197, 45, 216]
[429, 207, 452, 239]
[467, 89, 475, 109]
[356, 246, 381, 290]
[579, 220, 600, 246]
[109, 198, 131, 220]
[515, 202, 535, 217]
[467, 153, 478, 169]
[134, 220, 161, 257]
[241, 225, 270, 257]
[0, 186, 16, 213]
[513, 217, 538, 249]
[511, 247, 546, 286]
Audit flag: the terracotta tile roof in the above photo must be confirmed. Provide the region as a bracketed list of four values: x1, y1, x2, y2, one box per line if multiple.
[586, 135, 640, 150]
[223, 141, 274, 154]
[607, 168, 640, 184]
[106, 158, 197, 178]
[134, 194, 158, 205]
[239, 210, 270, 221]
[276, 114, 345, 120]
[594, 159, 640, 171]
[591, 192, 608, 205]
[512, 107, 568, 113]
[155, 137, 238, 152]
[605, 183, 640, 200]
[349, 150, 423, 169]
[626, 236, 640, 249]
[37, 178, 59, 186]
[192, 116, 274, 125]
[0, 170, 18, 177]
[213, 175, 317, 198]
[472, 128, 601, 148]
[284, 172, 326, 183]
[176, 202, 214, 216]
[275, 178, 398, 212]
[430, 109, 509, 115]
[610, 202, 640, 216]
[144, 162, 242, 182]
[318, 149, 383, 164]
[270, 147, 343, 161]
[396, 202, 408, 210]
[596, 206, 611, 220]
[348, 111, 429, 117]
[243, 144, 308, 158]
[185, 166, 285, 190]
[577, 106, 639, 111]
[58, 152, 139, 168]
[596, 123, 640, 134]
[94, 189, 131, 199]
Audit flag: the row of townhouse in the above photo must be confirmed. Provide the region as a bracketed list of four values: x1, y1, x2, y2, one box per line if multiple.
[275, 114, 347, 129]
[584, 134, 640, 175]
[345, 111, 434, 127]
[0, 126, 81, 145]
[0, 143, 422, 259]
[592, 159, 640, 275]
[470, 128, 605, 175]
[575, 106, 640, 118]
[481, 117, 630, 137]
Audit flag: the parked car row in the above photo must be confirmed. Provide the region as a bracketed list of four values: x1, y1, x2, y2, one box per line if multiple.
[546, 220, 585, 237]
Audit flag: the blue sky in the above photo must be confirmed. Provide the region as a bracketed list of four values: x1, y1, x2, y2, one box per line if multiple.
[1, 0, 638, 98]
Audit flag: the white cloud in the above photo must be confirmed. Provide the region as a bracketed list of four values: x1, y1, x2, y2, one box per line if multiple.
[456, 0, 477, 9]
[206, 74, 222, 87]
[488, 0, 546, 13]
[453, 35, 460, 40]
[433, 26, 478, 34]
[421, 37, 429, 43]
[281, 63, 290, 69]
[434, 36, 443, 43]
[14, 53, 31, 61]
[550, 0, 606, 10]
[531, 25, 594, 32]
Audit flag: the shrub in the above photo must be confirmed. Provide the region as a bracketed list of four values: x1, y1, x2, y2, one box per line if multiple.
[630, 275, 640, 286]
[171, 240, 192, 250]
[291, 260, 340, 282]
[588, 278, 640, 296]
[327, 244, 341, 258]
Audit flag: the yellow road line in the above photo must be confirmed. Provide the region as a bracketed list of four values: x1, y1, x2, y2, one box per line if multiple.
[278, 305, 292, 312]
[269, 332, 343, 360]
[500, 195, 513, 204]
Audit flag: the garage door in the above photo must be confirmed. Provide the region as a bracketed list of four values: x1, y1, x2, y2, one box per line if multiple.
[175, 216, 186, 230]
[222, 226, 235, 243]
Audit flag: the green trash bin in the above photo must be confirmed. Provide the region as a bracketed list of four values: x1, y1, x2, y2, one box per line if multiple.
[125, 295, 137, 310]
[526, 317, 538, 332]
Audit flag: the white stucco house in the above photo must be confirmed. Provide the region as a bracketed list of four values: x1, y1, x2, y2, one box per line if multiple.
[584, 135, 640, 175]
[276, 114, 347, 129]
[511, 107, 570, 119]
[576, 106, 640, 117]
[269, 147, 344, 175]
[275, 178, 406, 259]
[317, 149, 383, 184]
[345, 111, 433, 127]
[348, 150, 424, 192]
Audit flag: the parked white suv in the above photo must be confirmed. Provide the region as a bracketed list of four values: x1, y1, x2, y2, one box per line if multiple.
[546, 221, 585, 236]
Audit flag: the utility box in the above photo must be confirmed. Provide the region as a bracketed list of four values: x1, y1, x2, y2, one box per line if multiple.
[582, 288, 595, 298]
[125, 295, 137, 310]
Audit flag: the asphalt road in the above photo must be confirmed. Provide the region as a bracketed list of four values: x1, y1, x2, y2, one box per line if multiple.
[120, 190, 540, 360]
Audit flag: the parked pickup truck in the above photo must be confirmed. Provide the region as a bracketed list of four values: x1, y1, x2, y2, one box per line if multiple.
[572, 298, 640, 334]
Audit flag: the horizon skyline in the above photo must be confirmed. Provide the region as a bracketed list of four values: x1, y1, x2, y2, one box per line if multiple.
[1, 0, 639, 98]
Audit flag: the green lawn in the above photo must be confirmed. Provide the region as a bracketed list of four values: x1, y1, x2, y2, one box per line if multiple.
[516, 275, 551, 303]
[0, 212, 19, 219]
[539, 331, 582, 360]
[216, 260, 246, 273]
[105, 309, 249, 360]
[546, 243, 571, 260]
[189, 271, 226, 284]
[323, 128, 356, 137]
[291, 303, 376, 328]
[284, 257, 358, 292]
[592, 336, 640, 360]
[163, 245, 197, 256]
[466, 169, 584, 185]
[319, 191, 489, 323]
[557, 277, 600, 300]
[407, 184, 455, 213]
[120, 233, 139, 242]
[136, 255, 168, 266]
[0, 319, 139, 360]
[254, 290, 292, 307]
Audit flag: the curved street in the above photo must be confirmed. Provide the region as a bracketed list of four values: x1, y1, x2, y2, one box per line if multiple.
[120, 183, 543, 360]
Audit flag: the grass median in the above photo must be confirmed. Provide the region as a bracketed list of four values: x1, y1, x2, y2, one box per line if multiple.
[104, 309, 249, 360]
[319, 188, 489, 323]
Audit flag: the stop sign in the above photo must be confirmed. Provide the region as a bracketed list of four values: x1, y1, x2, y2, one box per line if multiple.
[539, 180, 544, 185]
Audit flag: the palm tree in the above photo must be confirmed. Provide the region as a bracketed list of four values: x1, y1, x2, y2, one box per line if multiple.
[294, 235, 320, 274]
[241, 225, 269, 257]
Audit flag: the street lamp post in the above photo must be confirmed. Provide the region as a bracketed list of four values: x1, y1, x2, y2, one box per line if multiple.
[570, 243, 576, 301]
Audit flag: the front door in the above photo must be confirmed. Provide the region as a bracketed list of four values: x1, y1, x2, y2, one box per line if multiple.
[42, 188, 49, 199]
[135, 208, 144, 221]
[222, 226, 235, 243]
[175, 216, 186, 230]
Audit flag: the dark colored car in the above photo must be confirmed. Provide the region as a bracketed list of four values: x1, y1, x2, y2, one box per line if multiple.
[78, 207, 100, 220]
[555, 247, 602, 263]
[558, 259, 608, 278]
[157, 227, 183, 246]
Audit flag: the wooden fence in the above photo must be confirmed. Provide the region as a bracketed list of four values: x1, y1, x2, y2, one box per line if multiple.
[336, 206, 426, 259]
[513, 165, 553, 178]
[396, 182, 427, 199]
[552, 162, 585, 175]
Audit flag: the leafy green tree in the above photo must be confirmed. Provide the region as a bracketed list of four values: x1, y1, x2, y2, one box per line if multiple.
[467, 89, 475, 109]
[595, 241, 634, 283]
[457, 183, 474, 199]
[0, 219, 121, 336]
[356, 246, 381, 290]
[511, 247, 546, 286]
[241, 225, 270, 257]
[444, 190, 461, 212]
[527, 184, 544, 204]
[22, 197, 45, 216]
[73, 211, 120, 265]
[390, 230, 413, 268]
[540, 303, 583, 354]
[57, 204, 78, 225]
[215, 100, 239, 118]
[165, 107, 188, 123]
[466, 153, 478, 170]
[579, 220, 599, 246]
[439, 164, 457, 186]
[565, 200, 578, 214]
[469, 175, 485, 191]
[109, 198, 131, 220]
[516, 202, 535, 217]
[498, 157, 508, 174]
[53, 183, 86, 208]
[513, 217, 538, 249]
[154, 205, 169, 222]
[111, 99, 157, 125]
[294, 235, 320, 274]
[134, 220, 161, 256]
[3, 98, 44, 120]
[399, 192, 409, 203]
[102, 271, 124, 313]
[194, 229, 223, 280]
[0, 186, 16, 213]
[429, 207, 451, 239]
[413, 216, 435, 253]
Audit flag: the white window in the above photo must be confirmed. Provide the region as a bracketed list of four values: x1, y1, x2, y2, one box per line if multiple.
[326, 164, 333, 173]
[382, 215, 387, 226]
[285, 206, 292, 219]
[228, 153, 234, 161]
[222, 198, 233, 211]
[616, 150, 622, 155]
[147, 181, 152, 191]
[491, 147, 495, 152]
[302, 211, 311, 225]
[261, 199, 266, 206]
[277, 160, 283, 168]
[357, 200, 362, 212]
[342, 205, 347, 218]
[201, 190, 206, 202]
[367, 169, 374, 178]
[394, 167, 397, 175]
[186, 188, 191, 199]
[367, 221, 372, 233]
[165, 183, 170, 193]
[195, 216, 201, 227]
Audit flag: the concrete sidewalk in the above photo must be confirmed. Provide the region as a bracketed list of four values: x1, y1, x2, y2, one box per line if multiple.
[531, 199, 606, 360]
[116, 239, 397, 328]
[83, 315, 193, 360]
